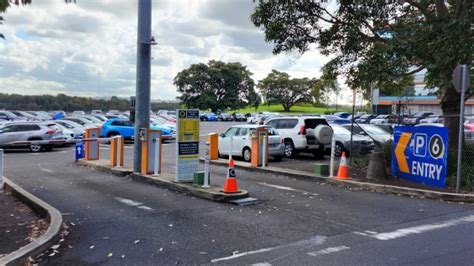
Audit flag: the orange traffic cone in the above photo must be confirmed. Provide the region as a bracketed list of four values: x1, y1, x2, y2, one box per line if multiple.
[222, 158, 240, 193]
[336, 151, 351, 180]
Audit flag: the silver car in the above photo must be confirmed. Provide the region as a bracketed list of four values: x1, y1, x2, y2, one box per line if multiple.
[0, 122, 63, 152]
[331, 124, 375, 156]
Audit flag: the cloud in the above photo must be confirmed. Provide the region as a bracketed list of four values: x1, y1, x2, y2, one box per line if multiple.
[0, 0, 331, 100]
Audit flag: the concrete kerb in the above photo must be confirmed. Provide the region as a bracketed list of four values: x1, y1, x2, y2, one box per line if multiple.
[0, 178, 63, 266]
[202, 158, 474, 203]
[76, 160, 249, 203]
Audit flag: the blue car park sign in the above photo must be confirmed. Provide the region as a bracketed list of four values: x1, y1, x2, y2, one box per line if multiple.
[392, 126, 448, 188]
[75, 142, 84, 161]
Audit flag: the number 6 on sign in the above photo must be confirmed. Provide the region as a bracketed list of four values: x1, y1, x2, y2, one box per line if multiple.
[429, 134, 444, 159]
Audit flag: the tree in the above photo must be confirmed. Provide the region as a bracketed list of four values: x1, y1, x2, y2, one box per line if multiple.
[174, 60, 258, 112]
[258, 70, 313, 112]
[251, 1, 473, 150]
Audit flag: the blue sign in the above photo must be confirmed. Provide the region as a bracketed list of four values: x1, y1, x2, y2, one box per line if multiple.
[392, 126, 448, 188]
[75, 142, 84, 161]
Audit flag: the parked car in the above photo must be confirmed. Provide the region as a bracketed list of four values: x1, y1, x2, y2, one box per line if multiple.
[62, 117, 99, 128]
[55, 120, 85, 139]
[355, 114, 377, 124]
[419, 114, 443, 124]
[341, 124, 392, 146]
[218, 113, 233, 121]
[91, 110, 103, 115]
[232, 113, 246, 122]
[218, 125, 284, 162]
[106, 110, 121, 116]
[0, 122, 64, 152]
[331, 124, 375, 156]
[265, 116, 333, 158]
[10, 111, 43, 121]
[72, 110, 86, 116]
[404, 112, 434, 125]
[334, 112, 351, 119]
[370, 114, 394, 125]
[100, 119, 175, 141]
[200, 112, 218, 121]
[0, 111, 26, 121]
[247, 113, 257, 124]
[26, 111, 52, 120]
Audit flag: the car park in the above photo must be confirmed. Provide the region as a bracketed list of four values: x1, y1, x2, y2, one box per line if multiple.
[331, 124, 375, 156]
[0, 122, 64, 152]
[0, 111, 26, 121]
[218, 125, 284, 162]
[218, 113, 233, 121]
[265, 116, 333, 158]
[100, 119, 175, 141]
[355, 114, 376, 124]
[341, 124, 392, 146]
[403, 112, 434, 125]
[200, 112, 218, 121]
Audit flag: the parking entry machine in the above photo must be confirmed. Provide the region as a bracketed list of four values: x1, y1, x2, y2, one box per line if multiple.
[110, 136, 124, 167]
[251, 127, 269, 167]
[207, 133, 218, 160]
[140, 128, 162, 175]
[85, 128, 100, 160]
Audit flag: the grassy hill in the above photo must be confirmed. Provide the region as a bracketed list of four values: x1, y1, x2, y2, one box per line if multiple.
[229, 104, 351, 115]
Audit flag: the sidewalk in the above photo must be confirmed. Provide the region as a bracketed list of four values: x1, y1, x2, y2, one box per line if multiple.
[0, 189, 48, 258]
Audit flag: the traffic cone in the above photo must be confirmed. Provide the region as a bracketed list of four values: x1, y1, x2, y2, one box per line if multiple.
[222, 158, 240, 193]
[336, 152, 351, 180]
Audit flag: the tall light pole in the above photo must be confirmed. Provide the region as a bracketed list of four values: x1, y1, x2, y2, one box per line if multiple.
[133, 0, 152, 172]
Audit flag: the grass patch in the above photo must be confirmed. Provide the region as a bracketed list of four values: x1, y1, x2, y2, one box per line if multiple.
[229, 104, 351, 115]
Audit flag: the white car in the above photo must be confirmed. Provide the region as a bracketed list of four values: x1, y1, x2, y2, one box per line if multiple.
[218, 125, 285, 162]
[72, 110, 86, 116]
[370, 114, 392, 125]
[265, 116, 333, 158]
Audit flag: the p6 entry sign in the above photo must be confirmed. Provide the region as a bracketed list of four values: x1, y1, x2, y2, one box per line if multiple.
[392, 126, 448, 188]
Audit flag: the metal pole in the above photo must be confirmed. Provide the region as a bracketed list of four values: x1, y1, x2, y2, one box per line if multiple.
[329, 136, 335, 177]
[133, 0, 152, 172]
[154, 137, 160, 176]
[262, 133, 267, 168]
[229, 135, 233, 161]
[349, 89, 356, 164]
[0, 149, 4, 189]
[116, 136, 122, 168]
[455, 66, 467, 193]
[203, 142, 210, 188]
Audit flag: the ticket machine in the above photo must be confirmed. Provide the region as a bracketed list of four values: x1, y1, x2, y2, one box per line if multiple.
[85, 128, 100, 160]
[251, 127, 269, 167]
[140, 128, 162, 175]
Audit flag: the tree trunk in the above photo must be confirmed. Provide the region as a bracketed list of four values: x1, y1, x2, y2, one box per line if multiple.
[283, 104, 290, 112]
[441, 85, 461, 152]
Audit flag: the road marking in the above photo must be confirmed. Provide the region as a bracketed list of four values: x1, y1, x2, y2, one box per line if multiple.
[211, 235, 326, 263]
[366, 215, 474, 241]
[57, 150, 68, 154]
[307, 246, 350, 257]
[40, 168, 53, 174]
[257, 182, 319, 196]
[114, 197, 154, 211]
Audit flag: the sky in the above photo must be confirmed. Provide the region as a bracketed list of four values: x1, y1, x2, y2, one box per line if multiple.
[0, 0, 356, 103]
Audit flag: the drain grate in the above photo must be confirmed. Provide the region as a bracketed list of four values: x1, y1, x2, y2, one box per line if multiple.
[228, 197, 260, 206]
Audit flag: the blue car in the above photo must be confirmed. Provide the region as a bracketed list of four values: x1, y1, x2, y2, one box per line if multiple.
[100, 119, 175, 140]
[200, 112, 218, 121]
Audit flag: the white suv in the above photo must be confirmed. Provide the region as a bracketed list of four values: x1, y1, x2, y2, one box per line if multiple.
[265, 116, 333, 158]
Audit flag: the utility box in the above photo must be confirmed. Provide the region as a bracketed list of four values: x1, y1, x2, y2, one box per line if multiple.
[314, 163, 329, 177]
[251, 127, 269, 167]
[193, 171, 205, 186]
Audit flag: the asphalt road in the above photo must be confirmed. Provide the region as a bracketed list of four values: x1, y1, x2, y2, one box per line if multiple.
[3, 122, 474, 265]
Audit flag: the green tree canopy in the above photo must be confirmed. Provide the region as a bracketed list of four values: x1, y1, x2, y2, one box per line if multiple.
[174, 60, 258, 112]
[251, 0, 473, 148]
[258, 70, 314, 112]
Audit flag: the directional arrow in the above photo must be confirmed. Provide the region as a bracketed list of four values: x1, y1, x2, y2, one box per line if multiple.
[395, 133, 412, 173]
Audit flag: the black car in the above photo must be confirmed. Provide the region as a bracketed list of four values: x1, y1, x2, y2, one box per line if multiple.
[232, 113, 246, 122]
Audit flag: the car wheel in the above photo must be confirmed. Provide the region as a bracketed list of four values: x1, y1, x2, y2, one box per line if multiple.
[29, 144, 43, 153]
[242, 147, 251, 162]
[273, 155, 283, 161]
[284, 140, 295, 158]
[335, 142, 344, 157]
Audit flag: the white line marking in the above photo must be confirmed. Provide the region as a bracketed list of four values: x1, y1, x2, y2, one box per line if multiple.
[40, 168, 53, 174]
[57, 150, 68, 154]
[307, 246, 350, 257]
[115, 197, 143, 207]
[258, 182, 319, 196]
[137, 205, 154, 211]
[211, 235, 326, 263]
[369, 215, 474, 240]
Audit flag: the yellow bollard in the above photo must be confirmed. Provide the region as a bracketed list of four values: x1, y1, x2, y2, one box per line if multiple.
[208, 133, 218, 160]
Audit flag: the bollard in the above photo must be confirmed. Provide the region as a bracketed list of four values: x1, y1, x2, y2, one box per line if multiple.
[208, 133, 218, 160]
[153, 137, 160, 176]
[262, 134, 267, 168]
[203, 142, 210, 188]
[115, 136, 122, 168]
[0, 149, 3, 189]
[329, 136, 336, 177]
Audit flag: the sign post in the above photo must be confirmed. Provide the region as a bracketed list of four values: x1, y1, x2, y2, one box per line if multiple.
[176, 109, 200, 182]
[0, 149, 4, 189]
[392, 126, 448, 188]
[203, 142, 210, 188]
[452, 64, 470, 193]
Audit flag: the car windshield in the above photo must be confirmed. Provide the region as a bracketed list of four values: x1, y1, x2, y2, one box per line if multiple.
[332, 125, 351, 135]
[360, 125, 389, 135]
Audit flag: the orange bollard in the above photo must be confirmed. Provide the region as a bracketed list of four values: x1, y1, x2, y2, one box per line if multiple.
[336, 151, 351, 180]
[222, 158, 240, 193]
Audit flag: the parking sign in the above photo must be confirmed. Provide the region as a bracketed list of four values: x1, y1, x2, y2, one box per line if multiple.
[75, 142, 84, 161]
[392, 126, 448, 188]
